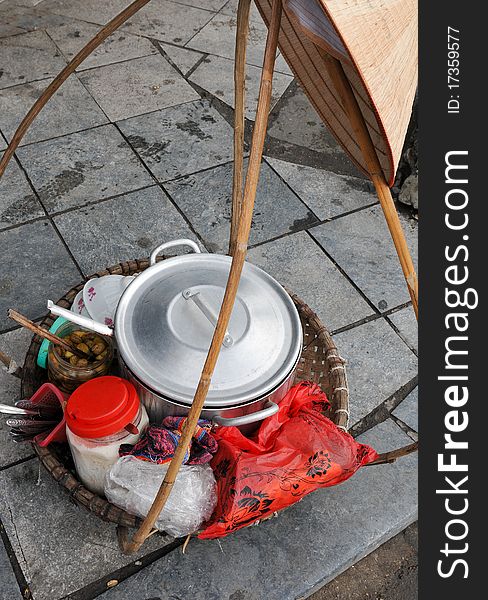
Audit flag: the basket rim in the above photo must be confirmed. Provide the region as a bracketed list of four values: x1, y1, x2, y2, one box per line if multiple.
[21, 257, 349, 528]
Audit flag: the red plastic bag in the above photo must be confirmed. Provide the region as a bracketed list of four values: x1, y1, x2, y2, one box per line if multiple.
[199, 381, 378, 539]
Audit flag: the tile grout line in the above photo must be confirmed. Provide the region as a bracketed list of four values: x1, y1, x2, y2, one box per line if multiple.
[0, 517, 33, 600]
[9, 152, 86, 279]
[110, 121, 211, 252]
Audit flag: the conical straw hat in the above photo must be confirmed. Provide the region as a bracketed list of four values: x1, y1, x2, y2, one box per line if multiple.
[254, 0, 418, 185]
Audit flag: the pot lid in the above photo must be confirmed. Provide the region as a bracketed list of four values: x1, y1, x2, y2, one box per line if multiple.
[115, 253, 302, 407]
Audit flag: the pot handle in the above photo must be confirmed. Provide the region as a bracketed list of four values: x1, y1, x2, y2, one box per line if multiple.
[47, 300, 113, 336]
[212, 400, 279, 427]
[150, 239, 201, 266]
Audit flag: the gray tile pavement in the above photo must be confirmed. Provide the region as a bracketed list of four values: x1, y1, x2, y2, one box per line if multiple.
[0, 75, 109, 145]
[47, 20, 157, 71]
[334, 318, 418, 426]
[164, 158, 316, 252]
[78, 54, 200, 121]
[0, 459, 173, 600]
[0, 29, 66, 89]
[311, 205, 418, 312]
[16, 124, 153, 213]
[393, 387, 418, 432]
[0, 153, 44, 230]
[189, 54, 293, 120]
[53, 185, 195, 274]
[247, 231, 375, 331]
[117, 99, 234, 181]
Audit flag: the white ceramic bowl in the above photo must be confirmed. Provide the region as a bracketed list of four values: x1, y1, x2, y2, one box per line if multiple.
[71, 290, 91, 317]
[83, 275, 134, 327]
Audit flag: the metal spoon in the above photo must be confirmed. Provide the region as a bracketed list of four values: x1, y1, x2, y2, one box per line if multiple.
[0, 403, 38, 416]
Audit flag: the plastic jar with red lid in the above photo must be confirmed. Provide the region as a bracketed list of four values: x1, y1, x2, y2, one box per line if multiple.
[65, 376, 149, 496]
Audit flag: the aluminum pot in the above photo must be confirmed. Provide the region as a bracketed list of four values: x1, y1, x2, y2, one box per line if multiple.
[48, 239, 303, 431]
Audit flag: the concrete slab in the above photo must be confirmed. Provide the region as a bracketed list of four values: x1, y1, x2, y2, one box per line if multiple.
[164, 158, 317, 252]
[53, 185, 194, 274]
[0, 220, 80, 329]
[159, 42, 204, 76]
[187, 12, 271, 68]
[122, 0, 214, 45]
[0, 30, 66, 89]
[0, 153, 44, 231]
[0, 459, 174, 600]
[0, 75, 109, 146]
[78, 54, 200, 122]
[0, 539, 22, 600]
[0, 327, 35, 469]
[47, 21, 157, 71]
[393, 387, 418, 432]
[98, 420, 417, 600]
[247, 231, 374, 331]
[334, 319, 418, 426]
[41, 0, 133, 26]
[189, 54, 292, 120]
[310, 206, 418, 312]
[266, 156, 376, 220]
[117, 99, 234, 182]
[388, 305, 418, 352]
[16, 124, 153, 213]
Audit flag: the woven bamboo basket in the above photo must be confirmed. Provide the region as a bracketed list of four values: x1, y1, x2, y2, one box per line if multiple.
[21, 257, 349, 529]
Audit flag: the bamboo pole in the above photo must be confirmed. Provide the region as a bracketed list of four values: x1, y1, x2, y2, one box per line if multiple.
[118, 0, 283, 555]
[0, 0, 152, 180]
[318, 51, 418, 319]
[229, 0, 252, 257]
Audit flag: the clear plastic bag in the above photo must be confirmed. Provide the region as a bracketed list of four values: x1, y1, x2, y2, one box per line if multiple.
[105, 456, 217, 537]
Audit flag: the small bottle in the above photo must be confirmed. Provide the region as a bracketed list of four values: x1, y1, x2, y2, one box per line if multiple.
[65, 376, 149, 496]
[47, 323, 113, 394]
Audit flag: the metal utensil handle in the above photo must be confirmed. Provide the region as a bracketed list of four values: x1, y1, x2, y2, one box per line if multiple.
[212, 400, 279, 427]
[0, 403, 38, 416]
[150, 239, 201, 266]
[47, 301, 113, 336]
[182, 288, 234, 348]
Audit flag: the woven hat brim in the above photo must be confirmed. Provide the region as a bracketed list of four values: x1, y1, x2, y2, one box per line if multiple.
[255, 0, 418, 186]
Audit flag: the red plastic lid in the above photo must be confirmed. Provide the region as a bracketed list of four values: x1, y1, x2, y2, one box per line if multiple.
[65, 376, 140, 439]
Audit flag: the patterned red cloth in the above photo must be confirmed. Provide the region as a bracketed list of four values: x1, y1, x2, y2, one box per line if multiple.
[119, 417, 218, 465]
[199, 381, 378, 539]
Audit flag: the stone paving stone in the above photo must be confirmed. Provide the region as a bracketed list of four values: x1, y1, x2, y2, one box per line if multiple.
[178, 0, 228, 11]
[247, 231, 374, 332]
[54, 185, 194, 274]
[393, 387, 418, 432]
[0, 459, 174, 600]
[0, 539, 22, 600]
[0, 153, 44, 231]
[99, 420, 416, 600]
[189, 54, 293, 121]
[334, 318, 418, 426]
[0, 75, 109, 145]
[221, 0, 266, 25]
[42, 0, 133, 25]
[0, 328, 35, 469]
[78, 54, 199, 122]
[117, 99, 234, 182]
[266, 156, 376, 220]
[47, 21, 157, 71]
[187, 12, 270, 68]
[122, 0, 214, 45]
[310, 205, 418, 312]
[0, 220, 80, 329]
[0, 2, 71, 35]
[16, 124, 153, 213]
[0, 30, 67, 89]
[388, 305, 418, 352]
[165, 159, 316, 252]
[159, 42, 204, 76]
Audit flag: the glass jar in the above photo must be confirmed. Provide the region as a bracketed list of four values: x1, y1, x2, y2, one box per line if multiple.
[66, 404, 149, 496]
[47, 322, 114, 394]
